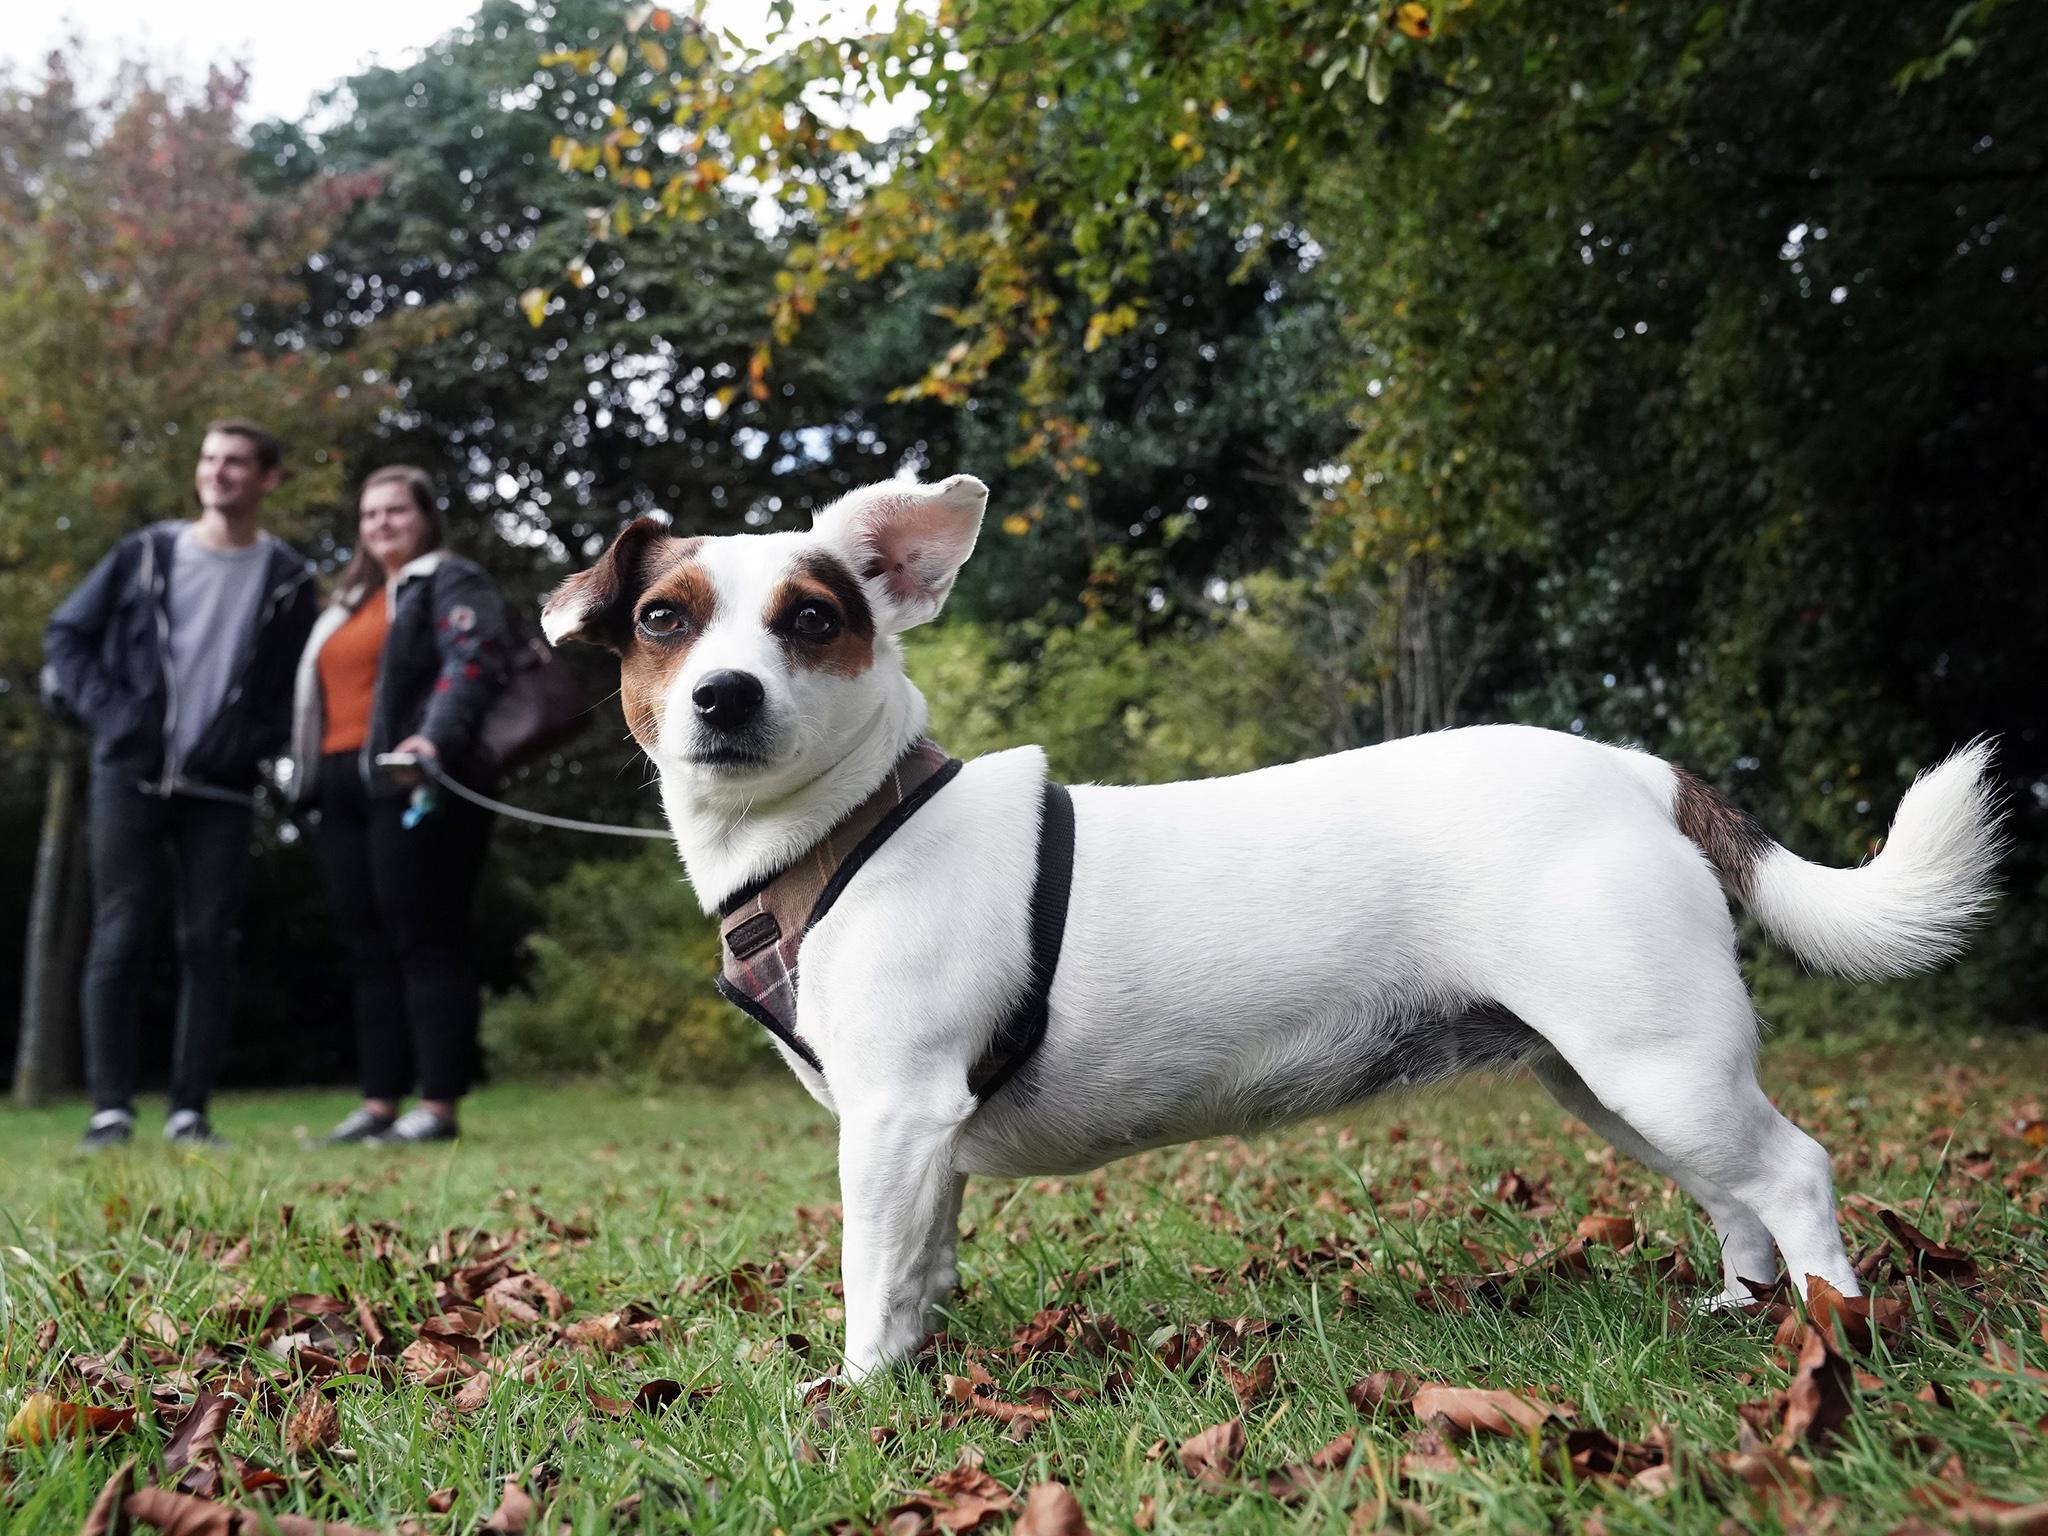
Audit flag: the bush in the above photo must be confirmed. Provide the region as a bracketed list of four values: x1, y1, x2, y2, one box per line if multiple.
[482, 846, 767, 1085]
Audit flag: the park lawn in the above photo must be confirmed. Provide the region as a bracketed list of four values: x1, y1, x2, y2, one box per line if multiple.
[0, 1036, 2043, 1535]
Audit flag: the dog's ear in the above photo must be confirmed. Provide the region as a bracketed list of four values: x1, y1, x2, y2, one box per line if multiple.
[812, 475, 987, 632]
[542, 518, 679, 650]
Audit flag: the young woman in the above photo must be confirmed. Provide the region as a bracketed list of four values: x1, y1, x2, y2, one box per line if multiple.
[291, 466, 507, 1143]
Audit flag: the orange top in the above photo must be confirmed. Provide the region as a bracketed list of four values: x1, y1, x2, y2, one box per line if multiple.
[318, 588, 389, 755]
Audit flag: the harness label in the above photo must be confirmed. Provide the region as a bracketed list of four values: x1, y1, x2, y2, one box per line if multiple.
[726, 911, 782, 960]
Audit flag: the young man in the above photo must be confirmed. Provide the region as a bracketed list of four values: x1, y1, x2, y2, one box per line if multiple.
[43, 420, 319, 1148]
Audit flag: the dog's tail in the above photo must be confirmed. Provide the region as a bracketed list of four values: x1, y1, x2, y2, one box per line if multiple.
[1669, 740, 2004, 980]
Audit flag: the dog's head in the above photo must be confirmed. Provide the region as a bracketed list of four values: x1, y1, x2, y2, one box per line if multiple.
[542, 475, 986, 790]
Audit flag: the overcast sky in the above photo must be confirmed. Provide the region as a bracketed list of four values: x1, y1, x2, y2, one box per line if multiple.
[2, 0, 794, 124]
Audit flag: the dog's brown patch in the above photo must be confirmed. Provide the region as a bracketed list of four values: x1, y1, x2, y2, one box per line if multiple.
[1672, 767, 1774, 898]
[618, 554, 717, 748]
[764, 552, 876, 678]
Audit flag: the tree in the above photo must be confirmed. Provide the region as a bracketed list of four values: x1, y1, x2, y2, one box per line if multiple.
[533, 0, 2046, 1024]
[0, 56, 387, 1096]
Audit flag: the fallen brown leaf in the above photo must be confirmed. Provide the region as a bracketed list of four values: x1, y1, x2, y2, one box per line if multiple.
[1222, 1355, 1277, 1407]
[1348, 1370, 1418, 1413]
[1014, 1481, 1092, 1536]
[121, 1484, 387, 1536]
[1803, 1275, 1910, 1354]
[1177, 1418, 1245, 1488]
[1575, 1214, 1635, 1248]
[1411, 1383, 1573, 1438]
[1872, 1206, 1981, 1286]
[942, 1374, 1052, 1437]
[480, 1474, 536, 1534]
[80, 1458, 135, 1536]
[887, 1461, 1017, 1534]
[163, 1391, 233, 1487]
[5, 1393, 136, 1445]
[1779, 1329, 1855, 1449]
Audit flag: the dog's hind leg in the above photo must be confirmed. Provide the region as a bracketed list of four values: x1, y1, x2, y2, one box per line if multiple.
[837, 1102, 965, 1380]
[1511, 963, 1860, 1300]
[1529, 1053, 1778, 1301]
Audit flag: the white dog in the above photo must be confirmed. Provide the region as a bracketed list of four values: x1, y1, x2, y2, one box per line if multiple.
[543, 474, 2002, 1379]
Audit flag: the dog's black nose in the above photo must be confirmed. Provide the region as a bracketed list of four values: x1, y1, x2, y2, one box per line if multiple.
[692, 669, 765, 729]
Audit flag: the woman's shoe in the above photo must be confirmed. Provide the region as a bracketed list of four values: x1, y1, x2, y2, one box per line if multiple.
[371, 1107, 458, 1144]
[323, 1107, 397, 1144]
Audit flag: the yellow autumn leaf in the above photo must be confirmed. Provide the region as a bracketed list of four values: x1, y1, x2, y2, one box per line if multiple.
[1395, 3, 1431, 38]
[518, 288, 550, 327]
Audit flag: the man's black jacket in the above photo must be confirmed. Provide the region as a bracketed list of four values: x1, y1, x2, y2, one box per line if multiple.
[42, 520, 319, 793]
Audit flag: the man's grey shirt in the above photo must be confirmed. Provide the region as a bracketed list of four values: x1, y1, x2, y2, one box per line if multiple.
[165, 526, 273, 773]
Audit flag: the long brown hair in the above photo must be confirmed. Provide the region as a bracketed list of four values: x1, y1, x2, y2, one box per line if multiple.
[335, 465, 446, 601]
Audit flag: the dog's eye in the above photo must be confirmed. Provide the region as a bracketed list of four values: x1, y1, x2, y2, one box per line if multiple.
[637, 602, 686, 638]
[792, 601, 839, 641]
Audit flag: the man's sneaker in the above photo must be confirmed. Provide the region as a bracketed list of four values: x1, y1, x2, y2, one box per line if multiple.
[323, 1107, 397, 1144]
[164, 1109, 226, 1147]
[371, 1107, 458, 1144]
[80, 1108, 134, 1151]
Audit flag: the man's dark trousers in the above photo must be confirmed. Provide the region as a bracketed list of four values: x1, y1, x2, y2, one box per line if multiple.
[83, 761, 253, 1115]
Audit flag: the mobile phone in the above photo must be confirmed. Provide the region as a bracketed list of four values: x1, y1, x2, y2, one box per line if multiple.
[374, 751, 421, 773]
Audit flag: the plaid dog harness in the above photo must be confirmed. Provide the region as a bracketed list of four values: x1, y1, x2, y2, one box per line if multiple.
[715, 742, 1075, 1101]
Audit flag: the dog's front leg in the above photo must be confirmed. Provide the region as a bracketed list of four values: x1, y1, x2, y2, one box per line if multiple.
[838, 1101, 963, 1381]
[921, 1173, 967, 1315]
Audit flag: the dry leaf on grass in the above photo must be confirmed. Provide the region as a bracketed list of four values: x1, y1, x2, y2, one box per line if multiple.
[399, 1335, 478, 1388]
[1222, 1355, 1277, 1407]
[1177, 1418, 1245, 1488]
[1014, 1481, 1092, 1535]
[5, 1393, 136, 1445]
[479, 1474, 536, 1534]
[80, 1457, 136, 1536]
[1540, 1426, 1664, 1485]
[106, 1480, 387, 1536]
[1779, 1329, 1855, 1449]
[1348, 1370, 1418, 1413]
[1260, 1432, 1359, 1505]
[942, 1374, 1053, 1437]
[1411, 1383, 1574, 1438]
[1802, 1275, 1910, 1354]
[886, 1461, 1017, 1534]
[162, 1391, 233, 1484]
[1574, 1214, 1636, 1248]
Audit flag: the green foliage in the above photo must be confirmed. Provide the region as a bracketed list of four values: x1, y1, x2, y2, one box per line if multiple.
[482, 844, 766, 1084]
[912, 573, 1362, 785]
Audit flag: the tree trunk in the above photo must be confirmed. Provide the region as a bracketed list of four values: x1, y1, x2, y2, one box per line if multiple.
[14, 739, 89, 1106]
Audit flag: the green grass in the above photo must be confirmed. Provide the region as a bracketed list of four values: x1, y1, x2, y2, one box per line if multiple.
[2, 1036, 2044, 1534]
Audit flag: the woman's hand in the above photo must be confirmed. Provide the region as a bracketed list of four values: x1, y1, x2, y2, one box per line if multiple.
[387, 734, 439, 786]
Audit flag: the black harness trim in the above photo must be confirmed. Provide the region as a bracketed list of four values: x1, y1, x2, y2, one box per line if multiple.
[715, 972, 823, 1073]
[968, 780, 1074, 1100]
[807, 756, 965, 930]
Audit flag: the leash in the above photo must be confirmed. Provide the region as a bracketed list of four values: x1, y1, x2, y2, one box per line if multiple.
[414, 756, 672, 841]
